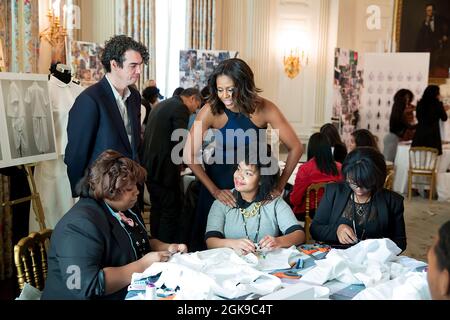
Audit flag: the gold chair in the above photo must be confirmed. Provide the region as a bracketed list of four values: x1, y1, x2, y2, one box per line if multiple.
[305, 182, 328, 243]
[407, 147, 439, 201]
[14, 228, 52, 291]
[384, 168, 395, 190]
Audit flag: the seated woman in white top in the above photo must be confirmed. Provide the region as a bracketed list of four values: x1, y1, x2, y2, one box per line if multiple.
[205, 145, 305, 254]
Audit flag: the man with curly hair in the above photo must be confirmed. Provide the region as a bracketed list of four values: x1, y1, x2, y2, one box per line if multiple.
[65, 35, 149, 197]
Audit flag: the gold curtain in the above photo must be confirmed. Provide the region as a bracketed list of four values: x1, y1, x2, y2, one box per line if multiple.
[187, 0, 216, 50]
[115, 0, 156, 89]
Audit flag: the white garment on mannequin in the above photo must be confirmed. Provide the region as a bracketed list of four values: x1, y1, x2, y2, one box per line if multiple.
[7, 81, 28, 157]
[48, 76, 84, 155]
[29, 76, 84, 232]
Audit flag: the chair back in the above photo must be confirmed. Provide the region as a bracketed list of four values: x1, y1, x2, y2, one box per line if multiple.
[384, 168, 395, 190]
[407, 147, 439, 201]
[305, 182, 328, 242]
[409, 147, 438, 172]
[14, 229, 52, 291]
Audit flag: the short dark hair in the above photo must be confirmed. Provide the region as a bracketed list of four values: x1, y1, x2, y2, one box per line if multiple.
[180, 88, 202, 102]
[435, 220, 450, 273]
[79, 150, 146, 201]
[172, 87, 184, 97]
[235, 144, 279, 200]
[352, 129, 379, 152]
[307, 132, 339, 176]
[208, 58, 262, 116]
[142, 86, 161, 103]
[101, 35, 149, 73]
[342, 147, 387, 193]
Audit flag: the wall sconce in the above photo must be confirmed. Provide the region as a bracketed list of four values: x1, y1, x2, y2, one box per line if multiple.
[283, 49, 309, 79]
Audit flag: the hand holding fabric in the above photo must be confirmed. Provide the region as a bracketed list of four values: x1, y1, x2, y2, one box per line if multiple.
[337, 224, 357, 244]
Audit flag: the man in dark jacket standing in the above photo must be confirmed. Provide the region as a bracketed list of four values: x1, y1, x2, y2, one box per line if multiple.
[65, 35, 148, 197]
[141, 88, 201, 243]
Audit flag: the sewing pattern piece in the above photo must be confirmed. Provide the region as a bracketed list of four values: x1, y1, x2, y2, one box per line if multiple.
[6, 81, 29, 157]
[24, 81, 50, 153]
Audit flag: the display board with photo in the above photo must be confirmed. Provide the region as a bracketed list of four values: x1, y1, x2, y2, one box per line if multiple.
[68, 41, 104, 87]
[0, 73, 57, 168]
[179, 50, 238, 89]
[333, 48, 364, 144]
[359, 53, 430, 151]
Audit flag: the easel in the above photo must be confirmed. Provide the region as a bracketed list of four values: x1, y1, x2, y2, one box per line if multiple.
[1, 163, 46, 231]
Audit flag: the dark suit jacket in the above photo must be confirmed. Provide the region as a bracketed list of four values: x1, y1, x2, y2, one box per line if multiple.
[42, 197, 145, 300]
[141, 96, 190, 188]
[64, 76, 141, 196]
[310, 182, 406, 251]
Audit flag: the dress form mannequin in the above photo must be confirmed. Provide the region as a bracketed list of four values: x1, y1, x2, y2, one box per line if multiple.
[29, 63, 84, 232]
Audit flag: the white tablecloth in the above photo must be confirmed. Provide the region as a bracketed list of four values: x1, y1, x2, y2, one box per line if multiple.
[392, 143, 450, 200]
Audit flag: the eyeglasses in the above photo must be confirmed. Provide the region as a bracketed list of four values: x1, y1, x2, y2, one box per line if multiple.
[347, 180, 368, 191]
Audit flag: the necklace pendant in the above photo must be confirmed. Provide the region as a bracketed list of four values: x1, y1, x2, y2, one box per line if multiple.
[239, 202, 262, 218]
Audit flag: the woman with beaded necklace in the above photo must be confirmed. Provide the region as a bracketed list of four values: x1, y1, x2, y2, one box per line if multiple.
[205, 145, 305, 254]
[310, 147, 406, 251]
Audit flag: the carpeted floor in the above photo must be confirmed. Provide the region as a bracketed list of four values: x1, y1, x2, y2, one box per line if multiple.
[403, 197, 450, 262]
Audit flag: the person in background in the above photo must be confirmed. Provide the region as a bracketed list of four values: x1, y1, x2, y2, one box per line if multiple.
[65, 35, 148, 197]
[42, 150, 187, 300]
[206, 145, 305, 253]
[320, 123, 347, 164]
[141, 88, 202, 243]
[290, 132, 343, 220]
[346, 129, 380, 153]
[310, 147, 406, 252]
[412, 85, 449, 155]
[427, 220, 450, 300]
[384, 89, 417, 161]
[142, 86, 164, 126]
[184, 58, 303, 251]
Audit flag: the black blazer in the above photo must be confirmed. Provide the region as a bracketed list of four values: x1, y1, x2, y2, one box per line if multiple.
[42, 198, 144, 300]
[310, 182, 406, 251]
[64, 76, 142, 196]
[141, 96, 190, 187]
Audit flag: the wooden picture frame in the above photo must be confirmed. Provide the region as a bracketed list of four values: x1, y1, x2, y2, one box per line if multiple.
[393, 0, 450, 85]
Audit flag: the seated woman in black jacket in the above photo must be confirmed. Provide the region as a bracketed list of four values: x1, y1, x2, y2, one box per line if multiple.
[42, 150, 187, 300]
[310, 147, 406, 251]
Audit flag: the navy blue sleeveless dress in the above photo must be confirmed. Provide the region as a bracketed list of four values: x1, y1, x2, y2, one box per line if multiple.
[189, 108, 267, 251]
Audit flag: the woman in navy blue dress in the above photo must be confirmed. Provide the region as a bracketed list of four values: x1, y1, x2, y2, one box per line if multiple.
[184, 58, 303, 251]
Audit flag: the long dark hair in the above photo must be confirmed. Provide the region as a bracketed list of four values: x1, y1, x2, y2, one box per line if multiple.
[390, 89, 414, 132]
[320, 123, 343, 147]
[342, 147, 387, 193]
[307, 133, 339, 176]
[419, 85, 440, 105]
[207, 58, 262, 116]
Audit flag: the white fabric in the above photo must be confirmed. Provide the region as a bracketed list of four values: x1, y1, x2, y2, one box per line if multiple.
[105, 75, 132, 144]
[352, 271, 431, 300]
[29, 158, 76, 231]
[130, 248, 282, 299]
[393, 143, 450, 200]
[47, 76, 84, 155]
[7, 81, 29, 155]
[29, 77, 83, 232]
[24, 82, 50, 153]
[15, 283, 42, 300]
[300, 239, 410, 287]
[260, 281, 330, 300]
